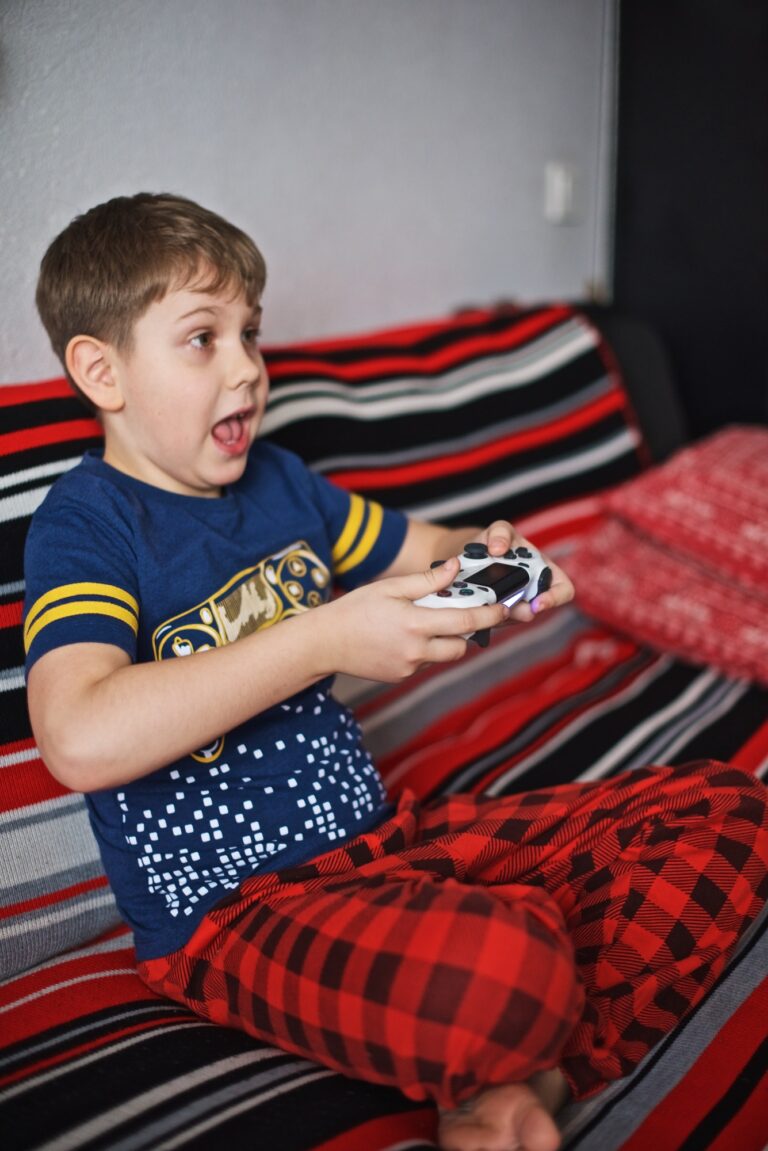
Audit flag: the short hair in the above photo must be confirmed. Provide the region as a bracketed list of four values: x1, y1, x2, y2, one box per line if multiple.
[36, 193, 267, 406]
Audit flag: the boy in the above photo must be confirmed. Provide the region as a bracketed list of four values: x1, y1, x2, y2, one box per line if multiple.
[25, 194, 768, 1151]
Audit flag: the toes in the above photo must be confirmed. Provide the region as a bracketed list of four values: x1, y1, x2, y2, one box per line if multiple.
[437, 1083, 562, 1151]
[518, 1104, 561, 1151]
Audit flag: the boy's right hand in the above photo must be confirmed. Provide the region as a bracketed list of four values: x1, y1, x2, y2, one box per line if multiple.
[317, 558, 509, 683]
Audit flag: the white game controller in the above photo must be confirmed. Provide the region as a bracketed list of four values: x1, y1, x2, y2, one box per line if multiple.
[415, 541, 552, 647]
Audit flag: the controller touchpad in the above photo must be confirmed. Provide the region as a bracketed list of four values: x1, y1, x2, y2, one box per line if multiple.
[465, 562, 529, 599]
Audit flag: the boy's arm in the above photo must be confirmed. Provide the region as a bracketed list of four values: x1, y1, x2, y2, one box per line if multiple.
[27, 559, 508, 793]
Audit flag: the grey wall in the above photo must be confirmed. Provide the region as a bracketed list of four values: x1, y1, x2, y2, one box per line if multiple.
[0, 0, 616, 384]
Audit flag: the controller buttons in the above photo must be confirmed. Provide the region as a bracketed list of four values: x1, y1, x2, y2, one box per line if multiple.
[459, 588, 475, 596]
[463, 543, 488, 559]
[515, 547, 533, 559]
[437, 589, 452, 598]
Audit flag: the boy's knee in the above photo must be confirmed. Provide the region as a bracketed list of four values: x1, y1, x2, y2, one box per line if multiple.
[471, 904, 583, 1062]
[388, 890, 582, 1102]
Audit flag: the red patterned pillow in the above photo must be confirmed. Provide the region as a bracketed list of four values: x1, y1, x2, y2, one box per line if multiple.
[603, 425, 768, 594]
[566, 426, 768, 685]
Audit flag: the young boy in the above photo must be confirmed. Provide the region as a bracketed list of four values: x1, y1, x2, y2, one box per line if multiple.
[25, 193, 768, 1151]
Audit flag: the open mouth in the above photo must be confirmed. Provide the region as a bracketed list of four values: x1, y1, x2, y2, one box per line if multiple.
[211, 408, 253, 456]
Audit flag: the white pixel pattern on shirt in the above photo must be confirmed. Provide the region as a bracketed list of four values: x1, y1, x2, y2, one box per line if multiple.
[117, 690, 385, 920]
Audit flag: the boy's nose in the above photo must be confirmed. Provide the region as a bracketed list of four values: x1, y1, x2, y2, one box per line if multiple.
[228, 346, 261, 389]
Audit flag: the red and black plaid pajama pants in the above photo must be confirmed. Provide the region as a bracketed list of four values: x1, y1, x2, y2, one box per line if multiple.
[138, 761, 768, 1107]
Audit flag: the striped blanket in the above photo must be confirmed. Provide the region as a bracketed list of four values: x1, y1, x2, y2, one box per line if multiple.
[2, 305, 767, 1150]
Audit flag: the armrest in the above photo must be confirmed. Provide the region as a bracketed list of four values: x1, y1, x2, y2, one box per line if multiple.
[581, 305, 689, 461]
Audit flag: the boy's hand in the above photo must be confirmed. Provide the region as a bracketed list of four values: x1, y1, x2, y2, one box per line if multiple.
[469, 519, 575, 622]
[320, 558, 509, 683]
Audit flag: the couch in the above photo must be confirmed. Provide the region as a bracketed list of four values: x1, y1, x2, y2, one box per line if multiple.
[2, 303, 767, 1150]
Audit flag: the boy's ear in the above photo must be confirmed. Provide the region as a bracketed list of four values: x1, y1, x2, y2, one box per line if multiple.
[65, 336, 125, 413]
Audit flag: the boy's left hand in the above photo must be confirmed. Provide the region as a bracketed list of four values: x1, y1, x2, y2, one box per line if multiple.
[472, 519, 575, 622]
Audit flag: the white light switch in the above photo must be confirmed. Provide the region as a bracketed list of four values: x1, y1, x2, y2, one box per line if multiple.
[544, 162, 577, 224]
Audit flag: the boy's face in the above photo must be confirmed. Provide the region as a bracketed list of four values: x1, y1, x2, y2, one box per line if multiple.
[102, 281, 267, 498]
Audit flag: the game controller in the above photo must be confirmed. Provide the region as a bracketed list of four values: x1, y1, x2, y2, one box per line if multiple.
[415, 541, 552, 646]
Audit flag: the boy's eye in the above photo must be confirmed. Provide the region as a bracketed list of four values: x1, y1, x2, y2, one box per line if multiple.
[190, 332, 212, 349]
[243, 327, 262, 346]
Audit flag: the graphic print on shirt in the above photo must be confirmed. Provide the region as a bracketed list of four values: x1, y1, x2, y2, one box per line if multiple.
[117, 695, 386, 930]
[151, 540, 331, 762]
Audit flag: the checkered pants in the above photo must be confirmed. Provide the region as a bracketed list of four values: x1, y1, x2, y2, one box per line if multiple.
[138, 762, 768, 1106]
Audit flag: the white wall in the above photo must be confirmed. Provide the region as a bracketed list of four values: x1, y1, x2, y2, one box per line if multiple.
[0, 0, 616, 384]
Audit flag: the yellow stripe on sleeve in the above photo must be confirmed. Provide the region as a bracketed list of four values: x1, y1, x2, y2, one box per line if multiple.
[24, 601, 140, 653]
[332, 494, 366, 568]
[24, 582, 140, 652]
[334, 500, 384, 576]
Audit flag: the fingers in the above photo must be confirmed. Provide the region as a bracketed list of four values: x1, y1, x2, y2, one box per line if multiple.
[506, 558, 575, 621]
[472, 524, 575, 613]
[417, 598, 510, 642]
[397, 556, 461, 602]
[533, 559, 575, 612]
[401, 560, 511, 635]
[485, 519, 524, 555]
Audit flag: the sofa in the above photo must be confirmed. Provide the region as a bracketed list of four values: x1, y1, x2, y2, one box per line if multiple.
[2, 302, 767, 1151]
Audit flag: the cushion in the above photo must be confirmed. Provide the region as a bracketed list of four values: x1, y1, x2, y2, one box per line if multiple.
[601, 424, 768, 592]
[565, 426, 768, 685]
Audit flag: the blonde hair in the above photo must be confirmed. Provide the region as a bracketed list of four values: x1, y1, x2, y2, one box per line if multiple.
[36, 193, 267, 406]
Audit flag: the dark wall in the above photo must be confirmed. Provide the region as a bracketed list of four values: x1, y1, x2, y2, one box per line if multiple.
[613, 0, 768, 438]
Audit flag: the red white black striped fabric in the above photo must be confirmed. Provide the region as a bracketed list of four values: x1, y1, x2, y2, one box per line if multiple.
[2, 305, 767, 1150]
[261, 306, 648, 525]
[0, 381, 120, 979]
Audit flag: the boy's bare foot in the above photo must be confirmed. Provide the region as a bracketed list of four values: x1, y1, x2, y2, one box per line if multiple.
[438, 1068, 568, 1151]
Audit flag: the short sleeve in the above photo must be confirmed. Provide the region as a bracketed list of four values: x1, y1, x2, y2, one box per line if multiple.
[24, 496, 140, 674]
[305, 470, 408, 590]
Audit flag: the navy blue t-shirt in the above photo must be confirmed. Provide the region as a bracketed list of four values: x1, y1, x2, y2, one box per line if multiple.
[24, 443, 408, 958]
